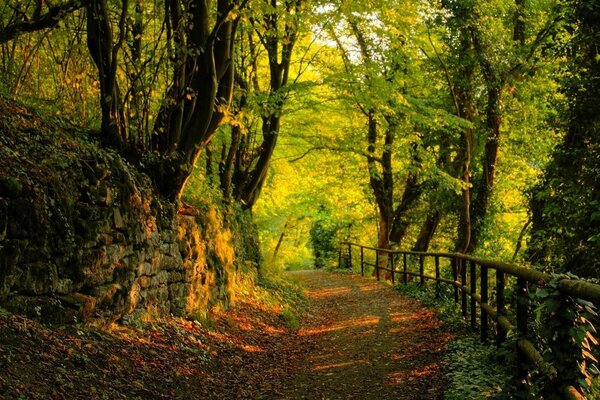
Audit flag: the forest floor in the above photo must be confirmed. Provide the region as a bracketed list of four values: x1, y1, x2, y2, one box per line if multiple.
[0, 270, 452, 399]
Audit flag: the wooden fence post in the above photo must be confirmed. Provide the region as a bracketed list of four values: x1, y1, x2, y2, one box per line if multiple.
[470, 261, 477, 329]
[435, 256, 440, 299]
[375, 250, 380, 281]
[481, 265, 489, 342]
[452, 258, 459, 304]
[496, 269, 506, 346]
[390, 253, 395, 284]
[419, 255, 425, 286]
[516, 277, 529, 382]
[347, 243, 352, 270]
[461, 259, 467, 319]
[360, 246, 364, 277]
[403, 253, 407, 284]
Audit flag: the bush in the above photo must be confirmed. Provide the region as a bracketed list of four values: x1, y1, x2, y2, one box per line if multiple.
[309, 211, 340, 269]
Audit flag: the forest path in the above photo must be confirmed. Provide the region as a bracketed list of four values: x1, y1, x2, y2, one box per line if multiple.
[0, 270, 451, 399]
[276, 270, 452, 400]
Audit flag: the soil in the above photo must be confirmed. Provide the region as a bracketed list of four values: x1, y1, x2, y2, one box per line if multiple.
[0, 270, 451, 399]
[279, 270, 452, 399]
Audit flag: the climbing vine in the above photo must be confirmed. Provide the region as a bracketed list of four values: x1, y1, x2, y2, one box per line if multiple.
[534, 273, 600, 395]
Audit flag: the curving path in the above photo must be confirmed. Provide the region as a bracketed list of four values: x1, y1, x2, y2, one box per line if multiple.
[278, 270, 452, 400]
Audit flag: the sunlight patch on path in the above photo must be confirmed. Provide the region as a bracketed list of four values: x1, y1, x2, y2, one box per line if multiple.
[281, 269, 452, 400]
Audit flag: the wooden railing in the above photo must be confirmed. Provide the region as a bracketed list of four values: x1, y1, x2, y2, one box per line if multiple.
[338, 241, 600, 400]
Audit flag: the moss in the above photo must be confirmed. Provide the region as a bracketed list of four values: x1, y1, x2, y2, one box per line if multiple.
[0, 176, 23, 197]
[0, 96, 261, 323]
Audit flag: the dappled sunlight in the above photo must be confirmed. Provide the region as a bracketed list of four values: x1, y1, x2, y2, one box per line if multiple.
[389, 312, 419, 324]
[242, 344, 265, 353]
[313, 359, 369, 371]
[300, 315, 381, 335]
[386, 364, 440, 385]
[356, 284, 383, 293]
[388, 322, 441, 335]
[307, 286, 353, 298]
[227, 314, 285, 335]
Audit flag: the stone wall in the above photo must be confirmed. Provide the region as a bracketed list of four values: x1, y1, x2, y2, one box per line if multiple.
[0, 101, 258, 323]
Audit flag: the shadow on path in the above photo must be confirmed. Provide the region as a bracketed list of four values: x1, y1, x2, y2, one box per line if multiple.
[278, 270, 452, 400]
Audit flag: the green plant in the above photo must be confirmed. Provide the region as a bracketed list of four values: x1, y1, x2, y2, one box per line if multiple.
[534, 273, 600, 396]
[445, 338, 511, 400]
[257, 274, 306, 309]
[309, 207, 340, 269]
[394, 282, 512, 399]
[189, 312, 216, 331]
[281, 307, 299, 330]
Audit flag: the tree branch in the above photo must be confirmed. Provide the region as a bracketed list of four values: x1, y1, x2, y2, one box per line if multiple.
[0, 0, 85, 44]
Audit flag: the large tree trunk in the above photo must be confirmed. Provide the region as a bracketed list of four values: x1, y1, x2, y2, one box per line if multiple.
[389, 156, 423, 246]
[465, 23, 506, 253]
[86, 0, 129, 148]
[453, 29, 476, 254]
[151, 0, 241, 200]
[468, 82, 502, 253]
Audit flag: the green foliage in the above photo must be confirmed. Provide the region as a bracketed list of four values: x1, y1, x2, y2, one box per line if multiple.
[527, 0, 600, 277]
[309, 208, 341, 269]
[256, 273, 306, 310]
[181, 164, 225, 208]
[281, 307, 299, 330]
[533, 274, 600, 395]
[444, 338, 511, 400]
[188, 312, 217, 331]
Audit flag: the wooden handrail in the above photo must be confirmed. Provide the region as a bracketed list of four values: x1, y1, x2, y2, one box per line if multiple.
[339, 241, 600, 303]
[337, 241, 596, 399]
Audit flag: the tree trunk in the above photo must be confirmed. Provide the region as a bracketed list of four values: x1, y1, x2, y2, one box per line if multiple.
[412, 212, 442, 252]
[389, 164, 423, 245]
[86, 0, 129, 148]
[272, 222, 289, 260]
[453, 29, 476, 254]
[467, 25, 505, 253]
[220, 0, 301, 210]
[151, 0, 241, 200]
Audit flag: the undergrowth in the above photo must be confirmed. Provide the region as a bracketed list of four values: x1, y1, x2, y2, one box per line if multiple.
[394, 282, 512, 399]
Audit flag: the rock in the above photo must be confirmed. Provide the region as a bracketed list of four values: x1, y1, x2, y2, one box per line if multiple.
[56, 278, 73, 294]
[17, 262, 58, 294]
[59, 293, 97, 321]
[0, 103, 254, 322]
[168, 270, 185, 283]
[126, 282, 141, 314]
[151, 270, 169, 287]
[113, 208, 125, 229]
[138, 276, 151, 289]
[136, 262, 159, 276]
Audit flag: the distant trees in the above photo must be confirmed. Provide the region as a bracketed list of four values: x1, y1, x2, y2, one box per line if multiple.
[317, 0, 560, 257]
[320, 1, 432, 252]
[310, 207, 339, 268]
[216, 0, 305, 210]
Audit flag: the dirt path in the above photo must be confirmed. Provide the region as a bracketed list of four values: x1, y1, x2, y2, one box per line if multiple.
[0, 270, 451, 399]
[278, 270, 452, 400]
